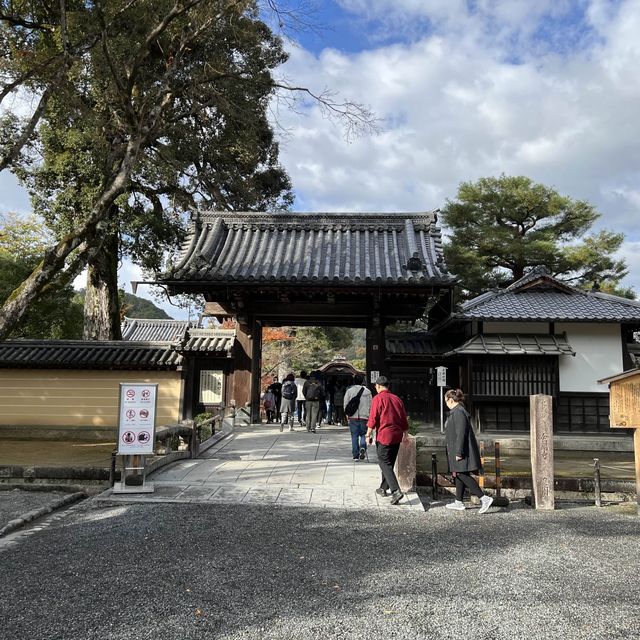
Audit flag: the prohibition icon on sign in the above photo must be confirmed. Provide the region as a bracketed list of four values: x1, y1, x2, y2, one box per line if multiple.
[122, 431, 135, 444]
[126, 389, 135, 399]
[137, 431, 151, 444]
[139, 409, 149, 419]
[141, 389, 150, 400]
[126, 409, 136, 419]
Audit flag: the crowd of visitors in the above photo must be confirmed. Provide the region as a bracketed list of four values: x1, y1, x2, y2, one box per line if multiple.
[260, 370, 493, 512]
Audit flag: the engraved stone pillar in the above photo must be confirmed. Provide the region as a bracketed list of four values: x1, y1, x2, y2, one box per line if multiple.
[530, 394, 554, 510]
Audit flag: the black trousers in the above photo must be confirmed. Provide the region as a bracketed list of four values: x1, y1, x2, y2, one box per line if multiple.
[455, 472, 483, 501]
[376, 442, 401, 493]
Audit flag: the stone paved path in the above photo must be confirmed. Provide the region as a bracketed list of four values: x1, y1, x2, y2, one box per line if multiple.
[98, 423, 423, 511]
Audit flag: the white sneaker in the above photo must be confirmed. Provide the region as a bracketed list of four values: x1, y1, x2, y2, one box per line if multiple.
[478, 495, 494, 514]
[445, 500, 466, 511]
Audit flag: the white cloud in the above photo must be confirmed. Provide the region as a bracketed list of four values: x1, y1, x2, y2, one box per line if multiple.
[274, 0, 640, 293]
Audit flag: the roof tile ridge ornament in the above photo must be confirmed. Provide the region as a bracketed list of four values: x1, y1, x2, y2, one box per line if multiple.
[505, 265, 577, 294]
[401, 218, 425, 273]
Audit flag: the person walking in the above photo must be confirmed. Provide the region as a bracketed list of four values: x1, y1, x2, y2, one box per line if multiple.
[267, 378, 282, 421]
[294, 371, 308, 427]
[262, 388, 276, 423]
[444, 388, 494, 513]
[344, 374, 372, 460]
[333, 382, 346, 425]
[279, 373, 297, 432]
[366, 376, 408, 505]
[303, 371, 323, 433]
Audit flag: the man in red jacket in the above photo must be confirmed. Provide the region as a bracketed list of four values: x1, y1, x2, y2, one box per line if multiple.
[366, 376, 409, 505]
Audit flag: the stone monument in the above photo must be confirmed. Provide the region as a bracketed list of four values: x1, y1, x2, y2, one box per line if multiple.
[530, 394, 554, 510]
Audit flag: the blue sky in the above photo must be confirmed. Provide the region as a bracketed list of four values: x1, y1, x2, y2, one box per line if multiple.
[2, 0, 640, 318]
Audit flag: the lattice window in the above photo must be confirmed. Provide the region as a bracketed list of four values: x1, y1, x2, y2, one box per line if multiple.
[557, 394, 610, 433]
[472, 356, 557, 397]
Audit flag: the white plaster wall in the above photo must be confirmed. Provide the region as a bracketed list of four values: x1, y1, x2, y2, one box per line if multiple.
[484, 321, 549, 334]
[556, 323, 623, 392]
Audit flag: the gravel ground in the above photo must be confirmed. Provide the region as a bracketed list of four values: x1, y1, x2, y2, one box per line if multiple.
[0, 488, 72, 527]
[0, 498, 639, 640]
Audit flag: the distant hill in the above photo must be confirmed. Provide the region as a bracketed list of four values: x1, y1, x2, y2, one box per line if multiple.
[74, 289, 172, 320]
[122, 292, 172, 319]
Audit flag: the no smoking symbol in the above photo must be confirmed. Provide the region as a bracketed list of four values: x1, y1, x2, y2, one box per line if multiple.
[126, 389, 135, 399]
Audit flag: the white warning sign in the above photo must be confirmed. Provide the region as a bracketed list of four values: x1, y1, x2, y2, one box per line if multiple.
[117, 383, 158, 455]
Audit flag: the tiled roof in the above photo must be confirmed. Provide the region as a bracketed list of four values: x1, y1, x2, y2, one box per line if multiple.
[385, 332, 452, 356]
[122, 319, 236, 354]
[0, 327, 237, 369]
[161, 211, 454, 287]
[458, 270, 640, 322]
[447, 334, 575, 356]
[179, 328, 235, 353]
[318, 357, 364, 376]
[0, 340, 183, 369]
[121, 317, 192, 342]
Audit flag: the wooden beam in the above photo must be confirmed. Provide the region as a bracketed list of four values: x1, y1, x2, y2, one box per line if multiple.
[204, 302, 234, 316]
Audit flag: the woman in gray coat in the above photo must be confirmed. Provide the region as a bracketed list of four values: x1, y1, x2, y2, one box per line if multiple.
[444, 388, 493, 513]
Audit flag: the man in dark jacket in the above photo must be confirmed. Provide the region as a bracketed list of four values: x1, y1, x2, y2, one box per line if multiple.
[366, 376, 408, 505]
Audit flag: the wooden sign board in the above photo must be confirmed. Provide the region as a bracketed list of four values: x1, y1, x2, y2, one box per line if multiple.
[608, 374, 640, 429]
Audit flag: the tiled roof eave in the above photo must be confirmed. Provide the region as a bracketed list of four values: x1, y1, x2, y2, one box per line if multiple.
[446, 333, 575, 357]
[456, 313, 640, 322]
[0, 340, 183, 370]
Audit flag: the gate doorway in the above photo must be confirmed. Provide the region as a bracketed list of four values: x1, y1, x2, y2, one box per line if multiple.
[156, 210, 455, 423]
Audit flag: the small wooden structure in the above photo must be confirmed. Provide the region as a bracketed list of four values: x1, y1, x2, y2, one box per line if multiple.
[598, 368, 640, 510]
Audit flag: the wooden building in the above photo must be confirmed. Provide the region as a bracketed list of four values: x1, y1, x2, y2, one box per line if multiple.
[2, 212, 640, 438]
[439, 267, 640, 433]
[156, 210, 455, 422]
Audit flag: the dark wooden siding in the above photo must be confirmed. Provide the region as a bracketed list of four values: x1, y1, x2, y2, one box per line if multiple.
[557, 393, 611, 433]
[471, 356, 557, 397]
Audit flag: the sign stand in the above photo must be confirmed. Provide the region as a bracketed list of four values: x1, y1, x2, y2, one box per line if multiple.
[598, 369, 640, 513]
[113, 455, 155, 494]
[112, 383, 158, 495]
[436, 366, 447, 433]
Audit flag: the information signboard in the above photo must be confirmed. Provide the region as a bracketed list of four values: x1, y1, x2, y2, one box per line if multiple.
[117, 383, 158, 455]
[436, 366, 447, 387]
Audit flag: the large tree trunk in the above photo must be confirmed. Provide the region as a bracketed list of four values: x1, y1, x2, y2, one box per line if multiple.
[0, 136, 145, 341]
[83, 230, 121, 340]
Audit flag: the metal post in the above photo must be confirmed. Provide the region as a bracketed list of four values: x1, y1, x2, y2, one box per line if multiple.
[495, 441, 502, 499]
[440, 388, 444, 433]
[594, 457, 602, 507]
[431, 453, 438, 500]
[109, 450, 117, 488]
[479, 441, 485, 490]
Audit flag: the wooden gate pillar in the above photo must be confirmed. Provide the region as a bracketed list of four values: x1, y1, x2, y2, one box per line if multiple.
[366, 319, 386, 386]
[233, 316, 262, 422]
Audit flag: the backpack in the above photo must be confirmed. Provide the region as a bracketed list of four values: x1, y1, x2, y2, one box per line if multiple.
[305, 381, 322, 401]
[263, 391, 275, 409]
[282, 381, 297, 400]
[344, 386, 365, 417]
